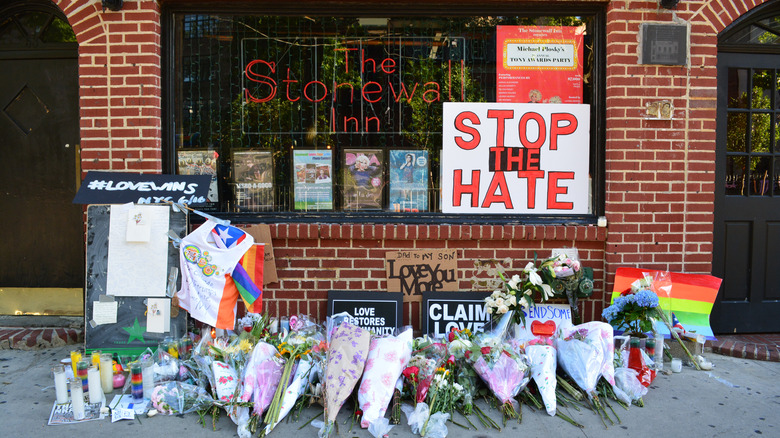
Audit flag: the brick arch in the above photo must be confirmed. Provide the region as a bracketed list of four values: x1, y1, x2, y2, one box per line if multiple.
[689, 0, 772, 34]
[51, 0, 163, 173]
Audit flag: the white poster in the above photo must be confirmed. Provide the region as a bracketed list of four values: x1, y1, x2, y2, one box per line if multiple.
[146, 298, 171, 333]
[107, 203, 169, 297]
[442, 102, 590, 214]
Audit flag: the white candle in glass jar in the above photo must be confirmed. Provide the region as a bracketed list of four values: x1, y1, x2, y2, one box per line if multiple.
[53, 365, 68, 404]
[142, 360, 154, 399]
[70, 378, 85, 420]
[99, 354, 113, 393]
[88, 365, 103, 403]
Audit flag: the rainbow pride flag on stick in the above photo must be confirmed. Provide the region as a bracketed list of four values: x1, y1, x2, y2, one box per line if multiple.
[233, 243, 265, 314]
[611, 267, 722, 340]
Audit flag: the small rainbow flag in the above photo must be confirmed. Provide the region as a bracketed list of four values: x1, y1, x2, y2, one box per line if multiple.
[234, 244, 264, 314]
[611, 267, 722, 340]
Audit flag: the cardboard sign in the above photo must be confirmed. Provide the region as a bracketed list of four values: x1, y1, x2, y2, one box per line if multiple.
[328, 290, 402, 336]
[442, 102, 590, 214]
[422, 291, 491, 338]
[386, 249, 458, 296]
[73, 171, 211, 205]
[243, 224, 278, 285]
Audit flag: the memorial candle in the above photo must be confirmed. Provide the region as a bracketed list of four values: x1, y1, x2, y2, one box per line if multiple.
[88, 365, 103, 403]
[76, 359, 89, 392]
[53, 365, 68, 404]
[130, 361, 143, 403]
[99, 353, 113, 393]
[70, 378, 85, 420]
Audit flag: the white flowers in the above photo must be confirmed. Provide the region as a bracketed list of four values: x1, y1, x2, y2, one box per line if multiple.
[507, 274, 521, 290]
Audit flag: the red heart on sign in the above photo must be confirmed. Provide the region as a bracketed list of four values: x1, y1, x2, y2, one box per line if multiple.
[531, 320, 556, 336]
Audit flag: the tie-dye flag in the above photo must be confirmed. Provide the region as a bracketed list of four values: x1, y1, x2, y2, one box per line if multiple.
[611, 267, 722, 340]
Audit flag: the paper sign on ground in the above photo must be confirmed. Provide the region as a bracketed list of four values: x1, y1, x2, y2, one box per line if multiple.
[47, 399, 106, 425]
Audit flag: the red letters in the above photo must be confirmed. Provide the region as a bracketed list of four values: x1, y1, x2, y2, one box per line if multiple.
[452, 169, 481, 207]
[244, 60, 277, 103]
[481, 172, 513, 209]
[550, 113, 577, 150]
[454, 112, 481, 150]
[487, 109, 514, 147]
[547, 172, 574, 210]
[519, 112, 546, 150]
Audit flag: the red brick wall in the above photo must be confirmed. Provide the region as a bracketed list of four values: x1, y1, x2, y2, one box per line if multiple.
[53, 0, 769, 328]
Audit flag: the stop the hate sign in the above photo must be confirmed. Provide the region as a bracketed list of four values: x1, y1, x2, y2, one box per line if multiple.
[442, 102, 590, 214]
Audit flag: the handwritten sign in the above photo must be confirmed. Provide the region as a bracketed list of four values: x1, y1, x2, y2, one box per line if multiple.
[328, 290, 402, 336]
[386, 249, 458, 296]
[73, 171, 211, 205]
[515, 303, 573, 342]
[442, 102, 590, 214]
[422, 292, 491, 338]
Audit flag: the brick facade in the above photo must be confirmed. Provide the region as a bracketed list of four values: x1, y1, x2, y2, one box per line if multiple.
[51, 0, 766, 329]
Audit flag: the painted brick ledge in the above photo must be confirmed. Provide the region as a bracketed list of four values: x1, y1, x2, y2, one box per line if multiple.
[706, 335, 780, 362]
[270, 224, 607, 241]
[0, 327, 83, 350]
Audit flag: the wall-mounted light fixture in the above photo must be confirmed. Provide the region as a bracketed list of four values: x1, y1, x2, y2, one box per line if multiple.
[659, 0, 680, 9]
[102, 0, 124, 12]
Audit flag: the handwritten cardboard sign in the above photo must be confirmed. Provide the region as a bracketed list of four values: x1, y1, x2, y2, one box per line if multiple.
[422, 291, 491, 338]
[73, 171, 211, 205]
[386, 249, 458, 297]
[328, 290, 402, 336]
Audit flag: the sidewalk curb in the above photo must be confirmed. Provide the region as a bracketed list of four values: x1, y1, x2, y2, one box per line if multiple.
[707, 338, 780, 362]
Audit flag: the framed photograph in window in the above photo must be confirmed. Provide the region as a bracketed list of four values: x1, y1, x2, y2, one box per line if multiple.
[232, 150, 274, 212]
[389, 150, 429, 212]
[342, 149, 384, 210]
[293, 149, 333, 211]
[177, 149, 219, 204]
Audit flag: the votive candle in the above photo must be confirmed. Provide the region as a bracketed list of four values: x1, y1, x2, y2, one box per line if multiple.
[141, 359, 154, 399]
[76, 359, 89, 392]
[87, 365, 103, 404]
[69, 378, 85, 420]
[99, 353, 113, 394]
[130, 362, 143, 402]
[53, 365, 68, 404]
[69, 350, 81, 378]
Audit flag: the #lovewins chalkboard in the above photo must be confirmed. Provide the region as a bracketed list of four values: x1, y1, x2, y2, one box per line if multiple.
[84, 205, 188, 354]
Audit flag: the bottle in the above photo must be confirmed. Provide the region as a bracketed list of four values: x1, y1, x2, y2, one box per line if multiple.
[654, 332, 665, 371]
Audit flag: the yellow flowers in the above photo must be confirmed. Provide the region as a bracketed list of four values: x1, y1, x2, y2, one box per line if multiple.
[238, 339, 253, 354]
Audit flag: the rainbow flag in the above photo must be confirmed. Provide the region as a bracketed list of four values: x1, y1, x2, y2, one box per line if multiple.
[228, 243, 264, 315]
[611, 267, 722, 340]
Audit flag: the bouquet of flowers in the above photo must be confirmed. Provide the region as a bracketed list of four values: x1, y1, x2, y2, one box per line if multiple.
[539, 253, 581, 278]
[445, 329, 484, 415]
[151, 381, 215, 415]
[240, 341, 284, 417]
[466, 334, 530, 422]
[402, 341, 446, 405]
[263, 323, 325, 435]
[525, 337, 557, 416]
[317, 321, 371, 438]
[602, 289, 660, 336]
[357, 328, 413, 429]
[485, 261, 554, 326]
[556, 322, 616, 400]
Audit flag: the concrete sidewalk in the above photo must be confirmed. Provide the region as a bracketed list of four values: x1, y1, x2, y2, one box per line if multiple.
[1, 345, 778, 438]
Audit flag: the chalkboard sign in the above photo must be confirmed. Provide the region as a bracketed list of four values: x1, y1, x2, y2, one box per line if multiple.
[422, 291, 491, 337]
[73, 171, 211, 205]
[328, 290, 402, 336]
[84, 205, 188, 354]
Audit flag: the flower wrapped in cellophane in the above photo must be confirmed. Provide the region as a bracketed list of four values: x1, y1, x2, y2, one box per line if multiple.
[357, 328, 413, 429]
[240, 341, 283, 417]
[150, 381, 215, 415]
[316, 321, 371, 438]
[467, 331, 530, 422]
[525, 337, 557, 416]
[263, 324, 325, 435]
[402, 340, 446, 405]
[556, 321, 615, 397]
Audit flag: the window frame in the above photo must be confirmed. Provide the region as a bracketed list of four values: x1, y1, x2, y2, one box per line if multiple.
[161, 2, 606, 225]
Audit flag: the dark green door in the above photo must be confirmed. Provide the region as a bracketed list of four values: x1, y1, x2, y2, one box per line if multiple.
[0, 1, 83, 314]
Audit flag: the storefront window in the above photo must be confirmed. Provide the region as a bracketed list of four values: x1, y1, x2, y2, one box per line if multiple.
[166, 10, 603, 220]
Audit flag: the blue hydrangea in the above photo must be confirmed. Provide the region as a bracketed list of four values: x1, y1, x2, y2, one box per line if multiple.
[634, 289, 659, 308]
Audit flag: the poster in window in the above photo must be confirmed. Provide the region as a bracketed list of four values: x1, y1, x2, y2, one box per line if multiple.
[496, 25, 584, 104]
[342, 149, 384, 210]
[232, 150, 274, 212]
[293, 150, 333, 211]
[177, 149, 219, 204]
[388, 150, 429, 212]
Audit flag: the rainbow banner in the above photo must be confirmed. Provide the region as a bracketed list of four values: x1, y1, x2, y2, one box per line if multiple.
[611, 267, 722, 340]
